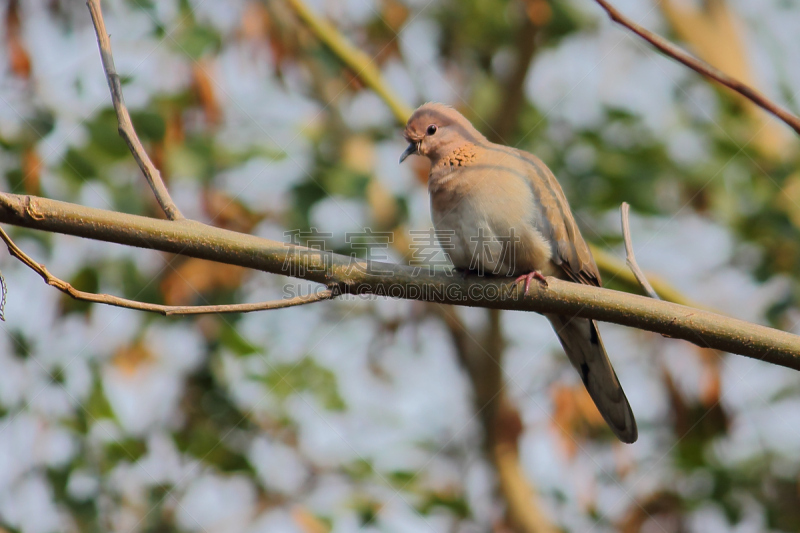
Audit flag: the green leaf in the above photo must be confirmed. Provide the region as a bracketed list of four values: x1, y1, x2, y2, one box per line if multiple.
[176, 25, 222, 59]
[259, 357, 346, 411]
[62, 267, 99, 315]
[130, 110, 166, 142]
[62, 148, 98, 183]
[105, 438, 147, 464]
[86, 109, 129, 158]
[219, 325, 260, 356]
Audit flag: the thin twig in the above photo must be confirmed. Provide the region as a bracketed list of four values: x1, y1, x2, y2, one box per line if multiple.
[86, 0, 185, 220]
[593, 0, 800, 137]
[590, 245, 695, 306]
[620, 202, 660, 300]
[0, 227, 331, 316]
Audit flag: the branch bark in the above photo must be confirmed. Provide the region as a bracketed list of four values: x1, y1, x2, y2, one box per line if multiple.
[593, 0, 800, 137]
[2, 191, 799, 371]
[86, 0, 185, 220]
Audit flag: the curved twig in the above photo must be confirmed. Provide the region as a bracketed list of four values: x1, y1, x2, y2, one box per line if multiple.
[0, 226, 332, 316]
[590, 245, 696, 306]
[593, 0, 800, 137]
[620, 202, 660, 300]
[86, 0, 185, 220]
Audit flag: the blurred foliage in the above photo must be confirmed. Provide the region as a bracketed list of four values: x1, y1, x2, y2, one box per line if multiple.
[258, 357, 346, 411]
[1, 0, 800, 532]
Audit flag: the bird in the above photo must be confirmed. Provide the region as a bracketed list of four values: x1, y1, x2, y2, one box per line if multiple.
[400, 102, 637, 443]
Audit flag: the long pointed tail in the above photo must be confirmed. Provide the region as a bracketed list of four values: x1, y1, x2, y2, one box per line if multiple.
[547, 314, 638, 443]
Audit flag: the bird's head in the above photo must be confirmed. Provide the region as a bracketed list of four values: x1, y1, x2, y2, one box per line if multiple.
[400, 103, 486, 164]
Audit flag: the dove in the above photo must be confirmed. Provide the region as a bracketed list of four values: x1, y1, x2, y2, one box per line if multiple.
[400, 102, 637, 443]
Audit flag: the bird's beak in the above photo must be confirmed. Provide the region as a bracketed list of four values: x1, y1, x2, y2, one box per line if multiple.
[399, 142, 419, 164]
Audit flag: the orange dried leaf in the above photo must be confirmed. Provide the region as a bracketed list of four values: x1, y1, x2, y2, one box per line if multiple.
[241, 1, 271, 41]
[551, 384, 606, 457]
[202, 189, 262, 233]
[160, 258, 248, 306]
[5, 0, 31, 78]
[661, 363, 729, 440]
[524, 0, 552, 27]
[22, 146, 41, 195]
[698, 349, 722, 407]
[494, 394, 524, 447]
[192, 60, 222, 127]
[112, 342, 153, 376]
[164, 108, 185, 148]
[381, 0, 409, 32]
[292, 506, 329, 533]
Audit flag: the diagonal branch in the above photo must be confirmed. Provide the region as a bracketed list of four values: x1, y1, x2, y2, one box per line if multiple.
[284, 0, 413, 125]
[86, 0, 185, 220]
[2, 191, 800, 371]
[593, 0, 800, 137]
[0, 226, 332, 316]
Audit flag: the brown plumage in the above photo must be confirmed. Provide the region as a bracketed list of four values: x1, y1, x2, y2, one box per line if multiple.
[401, 102, 638, 443]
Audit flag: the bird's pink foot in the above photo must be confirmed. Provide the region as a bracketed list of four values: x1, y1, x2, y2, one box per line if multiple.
[515, 271, 548, 294]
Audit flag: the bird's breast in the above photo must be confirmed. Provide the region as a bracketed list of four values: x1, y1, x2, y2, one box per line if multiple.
[428, 168, 554, 276]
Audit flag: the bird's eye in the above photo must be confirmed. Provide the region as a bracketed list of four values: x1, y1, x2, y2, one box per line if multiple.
[426, 124, 438, 135]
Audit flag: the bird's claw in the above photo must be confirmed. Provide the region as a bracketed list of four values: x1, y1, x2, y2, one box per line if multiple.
[515, 271, 548, 294]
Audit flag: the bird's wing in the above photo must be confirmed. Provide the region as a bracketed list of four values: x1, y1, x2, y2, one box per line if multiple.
[511, 148, 602, 286]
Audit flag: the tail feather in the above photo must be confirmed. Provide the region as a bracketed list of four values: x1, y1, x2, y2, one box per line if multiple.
[547, 314, 638, 443]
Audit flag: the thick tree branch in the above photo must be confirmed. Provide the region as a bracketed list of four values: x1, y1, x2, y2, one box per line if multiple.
[593, 0, 800, 137]
[86, 0, 185, 220]
[0, 225, 332, 316]
[2, 191, 799, 371]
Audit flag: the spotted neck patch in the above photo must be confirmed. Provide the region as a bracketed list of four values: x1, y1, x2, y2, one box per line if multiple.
[438, 143, 478, 169]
